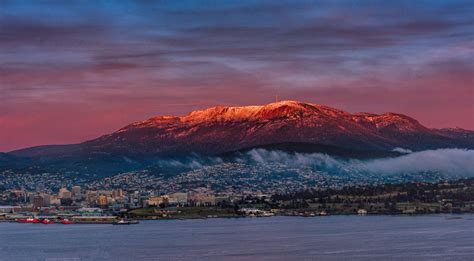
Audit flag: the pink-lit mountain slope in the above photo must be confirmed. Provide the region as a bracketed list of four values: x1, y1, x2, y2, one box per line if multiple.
[12, 101, 474, 159]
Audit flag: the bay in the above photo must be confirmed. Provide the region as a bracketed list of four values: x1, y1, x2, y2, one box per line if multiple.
[0, 215, 473, 260]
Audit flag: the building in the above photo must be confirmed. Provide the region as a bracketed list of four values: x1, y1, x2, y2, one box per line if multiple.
[59, 188, 72, 199]
[33, 195, 44, 209]
[86, 191, 98, 204]
[97, 195, 108, 206]
[146, 197, 164, 207]
[71, 186, 81, 196]
[187, 192, 216, 206]
[71, 216, 116, 224]
[41, 193, 51, 207]
[112, 189, 124, 198]
[0, 206, 21, 213]
[168, 192, 188, 205]
[50, 195, 61, 206]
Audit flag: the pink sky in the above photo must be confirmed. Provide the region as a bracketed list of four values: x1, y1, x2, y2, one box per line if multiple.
[1, 1, 473, 151]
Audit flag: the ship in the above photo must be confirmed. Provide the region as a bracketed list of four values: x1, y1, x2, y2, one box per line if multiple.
[112, 219, 139, 225]
[17, 217, 40, 223]
[60, 219, 75, 224]
[41, 219, 56, 224]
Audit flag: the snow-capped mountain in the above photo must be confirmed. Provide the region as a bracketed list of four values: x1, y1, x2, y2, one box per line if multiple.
[10, 101, 473, 161]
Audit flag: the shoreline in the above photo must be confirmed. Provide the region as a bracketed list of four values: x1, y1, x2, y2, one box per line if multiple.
[1, 212, 470, 225]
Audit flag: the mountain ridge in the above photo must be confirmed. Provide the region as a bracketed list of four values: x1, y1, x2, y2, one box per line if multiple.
[11, 100, 474, 157]
[6, 100, 473, 175]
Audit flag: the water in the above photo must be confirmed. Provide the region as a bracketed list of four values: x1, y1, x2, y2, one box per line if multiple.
[1, 215, 473, 260]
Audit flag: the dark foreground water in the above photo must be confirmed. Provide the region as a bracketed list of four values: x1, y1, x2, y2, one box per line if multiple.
[0, 215, 473, 261]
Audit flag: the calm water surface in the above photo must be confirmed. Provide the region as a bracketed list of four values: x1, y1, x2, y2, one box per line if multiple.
[0, 215, 473, 260]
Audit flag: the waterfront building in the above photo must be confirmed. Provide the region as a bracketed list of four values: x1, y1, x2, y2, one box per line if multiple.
[86, 191, 98, 204]
[49, 195, 61, 206]
[33, 195, 44, 209]
[168, 193, 188, 205]
[71, 186, 81, 196]
[145, 197, 164, 207]
[112, 189, 124, 198]
[97, 195, 108, 206]
[77, 207, 103, 215]
[0, 205, 21, 213]
[59, 188, 72, 199]
[71, 215, 116, 224]
[41, 193, 51, 207]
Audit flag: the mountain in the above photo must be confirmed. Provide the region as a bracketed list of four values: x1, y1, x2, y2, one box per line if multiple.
[0, 152, 33, 170]
[7, 100, 474, 174]
[435, 128, 474, 145]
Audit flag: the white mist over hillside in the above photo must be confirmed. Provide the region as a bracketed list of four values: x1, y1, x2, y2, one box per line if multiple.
[151, 148, 474, 179]
[239, 148, 474, 177]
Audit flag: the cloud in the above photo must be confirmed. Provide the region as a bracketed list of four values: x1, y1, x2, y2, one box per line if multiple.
[392, 147, 413, 154]
[353, 149, 474, 176]
[153, 155, 224, 170]
[234, 148, 474, 177]
[146, 148, 474, 181]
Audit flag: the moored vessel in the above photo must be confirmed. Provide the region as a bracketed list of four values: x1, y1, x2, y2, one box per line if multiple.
[41, 219, 56, 224]
[60, 219, 75, 224]
[112, 219, 139, 225]
[17, 217, 40, 223]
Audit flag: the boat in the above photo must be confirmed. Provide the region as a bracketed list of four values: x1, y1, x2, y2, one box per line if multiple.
[71, 215, 117, 224]
[41, 219, 56, 224]
[60, 219, 75, 224]
[17, 218, 40, 223]
[112, 219, 139, 225]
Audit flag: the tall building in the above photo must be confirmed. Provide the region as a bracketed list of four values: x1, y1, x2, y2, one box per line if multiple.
[59, 188, 71, 199]
[112, 189, 124, 198]
[97, 195, 108, 206]
[33, 194, 44, 209]
[49, 195, 61, 206]
[41, 193, 51, 207]
[72, 186, 81, 196]
[87, 191, 98, 204]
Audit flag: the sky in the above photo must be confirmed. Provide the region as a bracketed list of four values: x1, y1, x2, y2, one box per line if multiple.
[1, 0, 473, 152]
